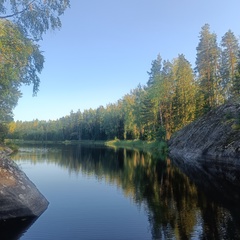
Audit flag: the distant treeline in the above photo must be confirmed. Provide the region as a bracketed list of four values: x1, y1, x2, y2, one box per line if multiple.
[7, 24, 240, 142]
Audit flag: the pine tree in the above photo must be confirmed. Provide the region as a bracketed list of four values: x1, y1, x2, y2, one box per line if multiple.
[148, 60, 175, 139]
[172, 54, 196, 131]
[220, 30, 239, 99]
[139, 92, 156, 140]
[232, 56, 240, 97]
[147, 54, 162, 87]
[195, 24, 222, 113]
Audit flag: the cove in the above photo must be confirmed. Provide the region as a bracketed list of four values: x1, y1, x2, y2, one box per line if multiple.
[3, 143, 240, 239]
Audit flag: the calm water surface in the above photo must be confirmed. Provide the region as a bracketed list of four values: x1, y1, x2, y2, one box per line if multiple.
[5, 144, 240, 239]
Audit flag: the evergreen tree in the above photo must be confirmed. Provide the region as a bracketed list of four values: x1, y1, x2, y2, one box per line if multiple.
[172, 54, 197, 131]
[195, 24, 222, 113]
[147, 59, 175, 140]
[158, 60, 175, 139]
[140, 92, 156, 140]
[132, 84, 146, 139]
[147, 54, 162, 87]
[232, 57, 240, 96]
[122, 92, 138, 140]
[220, 30, 239, 99]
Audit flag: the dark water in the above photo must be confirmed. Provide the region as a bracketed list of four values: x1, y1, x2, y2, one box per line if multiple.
[3, 144, 240, 239]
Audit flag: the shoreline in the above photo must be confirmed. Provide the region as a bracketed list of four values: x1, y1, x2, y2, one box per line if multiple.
[6, 139, 168, 158]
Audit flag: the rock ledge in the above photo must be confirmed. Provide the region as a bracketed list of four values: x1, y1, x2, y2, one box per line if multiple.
[168, 102, 240, 205]
[0, 148, 48, 220]
[168, 101, 240, 164]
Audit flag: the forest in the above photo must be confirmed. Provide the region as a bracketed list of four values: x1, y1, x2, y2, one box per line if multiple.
[5, 24, 240, 142]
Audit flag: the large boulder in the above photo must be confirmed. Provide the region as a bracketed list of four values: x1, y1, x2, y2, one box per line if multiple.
[168, 101, 240, 162]
[0, 150, 48, 220]
[168, 102, 240, 206]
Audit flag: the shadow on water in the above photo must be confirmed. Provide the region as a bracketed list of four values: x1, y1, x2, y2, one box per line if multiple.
[0, 217, 36, 240]
[169, 155, 240, 240]
[171, 155, 240, 207]
[13, 143, 240, 239]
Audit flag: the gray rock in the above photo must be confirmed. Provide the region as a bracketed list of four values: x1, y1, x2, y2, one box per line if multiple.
[168, 102, 240, 205]
[0, 153, 48, 220]
[168, 101, 240, 163]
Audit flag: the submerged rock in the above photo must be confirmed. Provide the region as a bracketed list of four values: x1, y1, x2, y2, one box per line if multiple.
[0, 151, 48, 220]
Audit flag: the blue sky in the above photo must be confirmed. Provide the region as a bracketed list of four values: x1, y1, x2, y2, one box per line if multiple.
[13, 0, 240, 121]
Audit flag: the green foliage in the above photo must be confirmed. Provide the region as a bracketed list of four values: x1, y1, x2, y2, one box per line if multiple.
[231, 123, 240, 130]
[0, 20, 44, 122]
[106, 139, 167, 158]
[232, 60, 240, 96]
[224, 112, 234, 123]
[220, 30, 239, 99]
[147, 54, 162, 87]
[231, 112, 240, 130]
[4, 140, 18, 152]
[7, 24, 240, 148]
[0, 123, 8, 142]
[0, 0, 70, 41]
[0, 1, 69, 141]
[195, 24, 223, 113]
[172, 54, 197, 131]
[155, 126, 166, 141]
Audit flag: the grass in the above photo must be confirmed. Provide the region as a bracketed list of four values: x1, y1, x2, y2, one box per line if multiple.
[231, 123, 240, 130]
[0, 141, 18, 154]
[105, 139, 168, 158]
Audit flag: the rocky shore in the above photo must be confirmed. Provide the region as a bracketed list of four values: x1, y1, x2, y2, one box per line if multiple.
[0, 146, 48, 220]
[168, 101, 240, 163]
[168, 102, 240, 205]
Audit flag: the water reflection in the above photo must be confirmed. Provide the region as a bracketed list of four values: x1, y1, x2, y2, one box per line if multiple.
[0, 217, 36, 240]
[13, 144, 240, 239]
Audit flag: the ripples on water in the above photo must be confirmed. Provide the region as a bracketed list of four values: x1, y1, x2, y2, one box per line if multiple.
[1, 143, 239, 239]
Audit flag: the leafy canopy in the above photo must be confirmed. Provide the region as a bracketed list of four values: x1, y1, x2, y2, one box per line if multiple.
[0, 0, 70, 123]
[0, 0, 70, 41]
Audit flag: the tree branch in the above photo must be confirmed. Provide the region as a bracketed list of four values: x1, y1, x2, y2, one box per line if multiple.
[0, 0, 37, 19]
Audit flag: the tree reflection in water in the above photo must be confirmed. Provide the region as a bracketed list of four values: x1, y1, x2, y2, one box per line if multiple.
[13, 144, 240, 239]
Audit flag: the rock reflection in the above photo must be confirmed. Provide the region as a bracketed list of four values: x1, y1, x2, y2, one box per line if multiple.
[13, 144, 240, 239]
[0, 217, 36, 240]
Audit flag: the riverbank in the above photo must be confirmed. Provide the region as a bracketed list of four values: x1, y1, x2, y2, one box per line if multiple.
[6, 139, 168, 158]
[0, 144, 14, 156]
[105, 139, 167, 156]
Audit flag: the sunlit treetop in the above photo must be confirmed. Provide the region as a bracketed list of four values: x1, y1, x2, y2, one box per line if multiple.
[0, 19, 44, 121]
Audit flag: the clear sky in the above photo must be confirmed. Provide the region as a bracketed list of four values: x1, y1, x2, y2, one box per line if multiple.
[13, 0, 240, 121]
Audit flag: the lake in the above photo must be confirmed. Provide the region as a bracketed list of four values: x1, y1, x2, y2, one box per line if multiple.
[3, 143, 240, 239]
